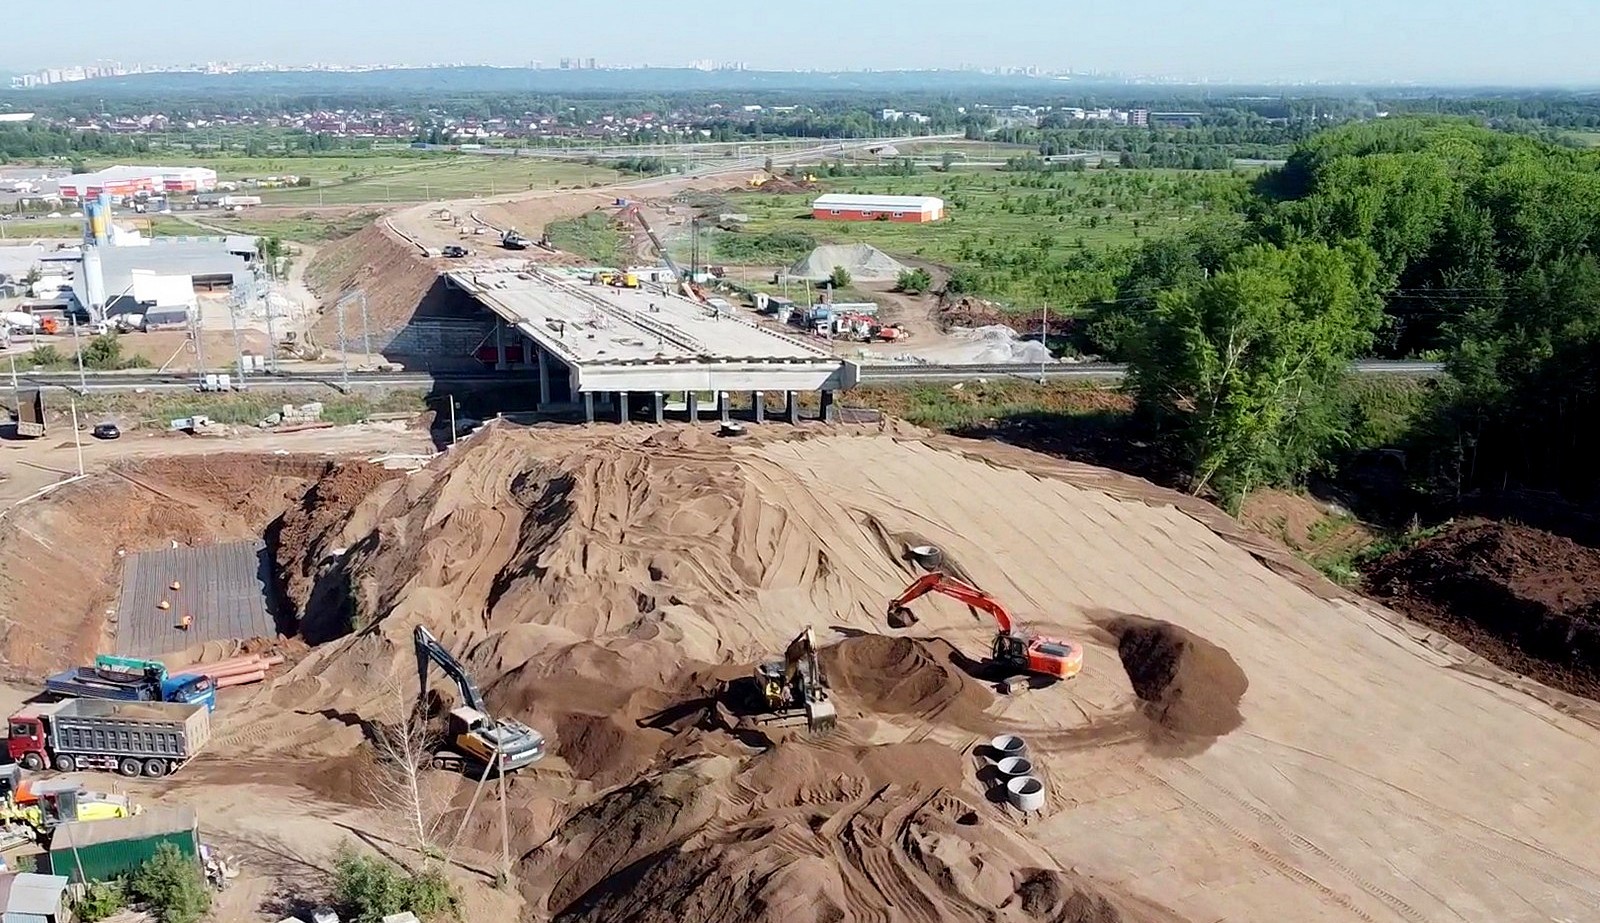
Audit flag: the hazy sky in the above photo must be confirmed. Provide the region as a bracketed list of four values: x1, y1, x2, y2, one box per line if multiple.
[9, 0, 1600, 85]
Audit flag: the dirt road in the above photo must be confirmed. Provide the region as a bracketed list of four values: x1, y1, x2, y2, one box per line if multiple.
[0, 422, 432, 512]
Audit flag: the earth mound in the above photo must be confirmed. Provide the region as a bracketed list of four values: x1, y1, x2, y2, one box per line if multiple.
[1366, 520, 1600, 700]
[788, 244, 908, 283]
[1100, 614, 1248, 753]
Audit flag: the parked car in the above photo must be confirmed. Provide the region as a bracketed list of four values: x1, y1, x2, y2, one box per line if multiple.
[441, 245, 469, 258]
[91, 422, 120, 440]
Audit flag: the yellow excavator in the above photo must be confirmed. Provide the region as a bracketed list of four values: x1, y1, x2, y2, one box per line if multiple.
[754, 627, 837, 733]
[415, 625, 546, 774]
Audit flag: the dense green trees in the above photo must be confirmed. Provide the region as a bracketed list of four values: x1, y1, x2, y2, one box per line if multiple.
[1104, 118, 1600, 505]
[1128, 242, 1381, 504]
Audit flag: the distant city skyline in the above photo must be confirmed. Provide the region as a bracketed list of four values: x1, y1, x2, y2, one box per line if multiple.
[4, 0, 1600, 87]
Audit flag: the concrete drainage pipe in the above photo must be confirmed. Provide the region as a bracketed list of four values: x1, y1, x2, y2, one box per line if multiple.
[989, 735, 1028, 760]
[908, 545, 943, 568]
[1006, 775, 1046, 812]
[995, 756, 1034, 778]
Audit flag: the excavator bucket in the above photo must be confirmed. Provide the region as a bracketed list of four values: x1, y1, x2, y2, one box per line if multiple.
[806, 699, 837, 733]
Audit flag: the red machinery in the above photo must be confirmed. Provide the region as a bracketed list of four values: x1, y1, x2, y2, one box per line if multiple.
[887, 573, 1083, 679]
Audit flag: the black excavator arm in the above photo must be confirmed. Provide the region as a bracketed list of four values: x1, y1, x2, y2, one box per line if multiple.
[414, 625, 489, 715]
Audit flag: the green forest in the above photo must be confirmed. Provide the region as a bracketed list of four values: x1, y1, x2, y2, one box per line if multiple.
[1090, 119, 1600, 510]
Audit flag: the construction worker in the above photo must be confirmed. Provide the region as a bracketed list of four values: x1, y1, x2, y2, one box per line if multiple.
[176, 614, 192, 631]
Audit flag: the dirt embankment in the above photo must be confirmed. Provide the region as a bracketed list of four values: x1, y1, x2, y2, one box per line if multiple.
[303, 222, 479, 345]
[1366, 521, 1600, 700]
[0, 454, 332, 677]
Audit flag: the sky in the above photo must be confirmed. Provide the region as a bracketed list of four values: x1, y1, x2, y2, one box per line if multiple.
[8, 0, 1600, 86]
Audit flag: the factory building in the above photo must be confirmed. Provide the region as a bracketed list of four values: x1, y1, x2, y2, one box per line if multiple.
[810, 193, 945, 223]
[56, 165, 218, 201]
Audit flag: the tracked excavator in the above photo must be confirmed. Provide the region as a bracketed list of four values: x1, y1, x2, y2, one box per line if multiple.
[754, 626, 837, 732]
[414, 625, 546, 774]
[887, 574, 1083, 682]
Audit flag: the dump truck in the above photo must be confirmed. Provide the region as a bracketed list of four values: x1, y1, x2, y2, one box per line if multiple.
[44, 662, 216, 712]
[13, 389, 44, 438]
[5, 699, 210, 778]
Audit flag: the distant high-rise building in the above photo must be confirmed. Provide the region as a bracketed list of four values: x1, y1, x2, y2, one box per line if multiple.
[585, 57, 597, 70]
[1129, 108, 1150, 127]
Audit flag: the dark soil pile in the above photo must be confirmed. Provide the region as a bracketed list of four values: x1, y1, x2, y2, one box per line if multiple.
[271, 460, 401, 641]
[1102, 615, 1248, 754]
[1366, 521, 1600, 700]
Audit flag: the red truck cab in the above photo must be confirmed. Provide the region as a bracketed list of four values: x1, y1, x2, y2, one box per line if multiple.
[7, 707, 50, 770]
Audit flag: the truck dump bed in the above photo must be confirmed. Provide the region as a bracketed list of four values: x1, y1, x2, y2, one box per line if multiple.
[45, 699, 210, 762]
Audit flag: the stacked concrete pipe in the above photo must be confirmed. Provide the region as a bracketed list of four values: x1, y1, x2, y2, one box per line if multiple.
[986, 735, 1046, 812]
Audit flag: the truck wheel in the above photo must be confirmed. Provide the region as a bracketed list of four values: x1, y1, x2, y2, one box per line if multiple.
[52, 755, 76, 773]
[142, 759, 168, 778]
[118, 757, 141, 777]
[19, 753, 43, 771]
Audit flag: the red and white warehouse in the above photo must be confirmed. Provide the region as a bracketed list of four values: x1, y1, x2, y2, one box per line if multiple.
[56, 165, 218, 200]
[811, 193, 945, 223]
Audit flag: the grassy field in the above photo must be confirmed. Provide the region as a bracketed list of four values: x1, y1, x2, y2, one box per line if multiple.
[80, 152, 621, 205]
[149, 211, 380, 243]
[0, 219, 87, 240]
[713, 167, 1250, 303]
[545, 211, 625, 264]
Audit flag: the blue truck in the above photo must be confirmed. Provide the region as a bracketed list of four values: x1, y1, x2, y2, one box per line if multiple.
[44, 656, 215, 712]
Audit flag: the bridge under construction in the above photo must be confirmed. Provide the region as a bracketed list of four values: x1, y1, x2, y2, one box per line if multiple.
[445, 266, 858, 423]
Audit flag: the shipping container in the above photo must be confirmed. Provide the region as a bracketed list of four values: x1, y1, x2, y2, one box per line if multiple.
[48, 808, 198, 883]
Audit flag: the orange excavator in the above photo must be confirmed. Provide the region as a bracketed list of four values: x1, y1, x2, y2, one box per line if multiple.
[887, 574, 1083, 680]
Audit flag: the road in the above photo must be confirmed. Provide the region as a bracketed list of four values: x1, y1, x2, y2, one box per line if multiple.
[5, 359, 1445, 394]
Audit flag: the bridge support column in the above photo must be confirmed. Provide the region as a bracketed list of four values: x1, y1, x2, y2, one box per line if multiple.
[653, 392, 665, 425]
[820, 390, 837, 423]
[536, 348, 552, 407]
[583, 392, 595, 424]
[718, 391, 730, 423]
[785, 391, 799, 424]
[494, 322, 507, 371]
[751, 391, 764, 423]
[616, 391, 629, 423]
[687, 391, 699, 422]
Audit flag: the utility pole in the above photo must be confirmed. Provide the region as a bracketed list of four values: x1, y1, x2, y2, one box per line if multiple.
[70, 316, 86, 391]
[192, 307, 208, 390]
[227, 289, 247, 390]
[69, 397, 84, 477]
[336, 294, 350, 392]
[359, 291, 371, 360]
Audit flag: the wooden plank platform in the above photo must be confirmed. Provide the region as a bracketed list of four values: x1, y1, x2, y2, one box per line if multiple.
[114, 541, 275, 656]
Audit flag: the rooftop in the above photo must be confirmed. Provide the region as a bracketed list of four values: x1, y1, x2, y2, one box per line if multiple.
[812, 193, 944, 210]
[42, 238, 256, 312]
[52, 807, 197, 850]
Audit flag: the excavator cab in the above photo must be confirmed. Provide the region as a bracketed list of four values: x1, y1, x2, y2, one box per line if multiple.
[752, 628, 837, 733]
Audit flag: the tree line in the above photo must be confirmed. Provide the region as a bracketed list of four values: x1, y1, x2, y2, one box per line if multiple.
[1070, 117, 1600, 508]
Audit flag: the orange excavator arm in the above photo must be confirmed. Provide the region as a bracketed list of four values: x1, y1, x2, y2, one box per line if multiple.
[887, 573, 1014, 634]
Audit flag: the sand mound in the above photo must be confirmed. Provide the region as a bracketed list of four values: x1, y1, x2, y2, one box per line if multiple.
[1100, 614, 1247, 752]
[788, 244, 908, 283]
[824, 635, 994, 727]
[1366, 521, 1600, 700]
[271, 460, 404, 643]
[534, 741, 1180, 923]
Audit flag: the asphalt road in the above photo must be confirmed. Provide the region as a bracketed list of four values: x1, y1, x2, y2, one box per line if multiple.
[6, 359, 1445, 394]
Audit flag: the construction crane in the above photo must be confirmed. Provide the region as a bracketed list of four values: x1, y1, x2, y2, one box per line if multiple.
[887, 574, 1083, 682]
[754, 626, 837, 732]
[413, 625, 546, 774]
[618, 203, 706, 303]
